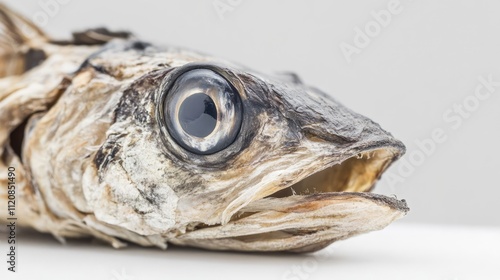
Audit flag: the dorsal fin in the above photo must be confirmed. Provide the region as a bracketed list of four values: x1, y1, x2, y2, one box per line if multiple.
[0, 3, 48, 77]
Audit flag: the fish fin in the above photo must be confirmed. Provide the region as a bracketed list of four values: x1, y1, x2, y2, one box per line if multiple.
[0, 3, 48, 45]
[0, 3, 48, 77]
[55, 27, 132, 45]
[274, 71, 303, 85]
[50, 27, 133, 46]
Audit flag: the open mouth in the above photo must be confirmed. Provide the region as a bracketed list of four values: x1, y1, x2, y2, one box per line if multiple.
[177, 147, 408, 252]
[267, 148, 398, 198]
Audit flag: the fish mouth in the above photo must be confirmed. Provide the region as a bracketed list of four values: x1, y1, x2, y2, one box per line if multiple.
[267, 148, 398, 198]
[176, 146, 409, 252]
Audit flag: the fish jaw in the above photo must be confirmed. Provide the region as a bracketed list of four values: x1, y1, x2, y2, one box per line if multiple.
[172, 142, 408, 252]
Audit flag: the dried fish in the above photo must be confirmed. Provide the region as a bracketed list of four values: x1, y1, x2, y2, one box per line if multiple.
[0, 4, 408, 252]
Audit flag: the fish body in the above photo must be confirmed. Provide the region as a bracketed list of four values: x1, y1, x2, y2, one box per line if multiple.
[0, 4, 408, 252]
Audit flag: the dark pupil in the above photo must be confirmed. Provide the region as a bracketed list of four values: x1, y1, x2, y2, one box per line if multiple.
[178, 93, 217, 138]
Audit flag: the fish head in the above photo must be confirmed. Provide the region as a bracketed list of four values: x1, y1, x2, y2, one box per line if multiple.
[0, 2, 407, 253]
[83, 46, 407, 252]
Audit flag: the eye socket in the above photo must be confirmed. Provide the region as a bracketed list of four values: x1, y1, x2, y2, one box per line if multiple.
[163, 68, 243, 155]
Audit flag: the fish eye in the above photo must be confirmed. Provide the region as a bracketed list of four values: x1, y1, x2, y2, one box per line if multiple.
[163, 68, 243, 155]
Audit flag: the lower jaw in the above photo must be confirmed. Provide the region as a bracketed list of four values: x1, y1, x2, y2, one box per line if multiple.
[175, 192, 408, 252]
[175, 148, 409, 252]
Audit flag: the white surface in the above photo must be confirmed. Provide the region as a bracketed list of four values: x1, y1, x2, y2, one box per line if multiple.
[1, 223, 498, 280]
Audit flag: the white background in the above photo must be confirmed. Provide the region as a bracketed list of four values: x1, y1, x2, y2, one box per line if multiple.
[1, 1, 499, 279]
